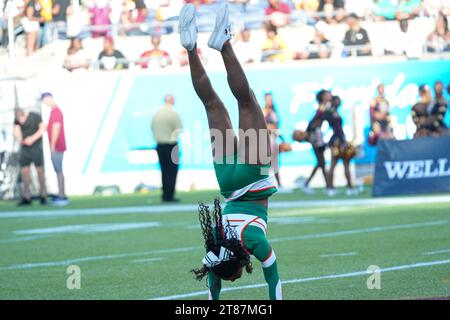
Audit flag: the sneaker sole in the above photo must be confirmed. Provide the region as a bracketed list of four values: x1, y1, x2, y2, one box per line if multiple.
[179, 4, 196, 51]
[207, 3, 230, 50]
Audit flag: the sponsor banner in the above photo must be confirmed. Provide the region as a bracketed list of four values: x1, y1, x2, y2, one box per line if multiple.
[101, 58, 450, 172]
[373, 136, 450, 196]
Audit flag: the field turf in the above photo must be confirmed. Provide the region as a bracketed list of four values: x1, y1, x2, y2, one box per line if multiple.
[1, 188, 449, 300]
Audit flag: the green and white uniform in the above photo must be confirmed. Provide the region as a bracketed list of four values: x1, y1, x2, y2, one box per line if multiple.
[208, 154, 282, 300]
[213, 153, 278, 201]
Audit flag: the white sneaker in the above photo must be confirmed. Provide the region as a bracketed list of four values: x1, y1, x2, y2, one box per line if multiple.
[302, 184, 316, 195]
[51, 197, 69, 206]
[208, 2, 232, 51]
[326, 188, 337, 197]
[179, 4, 197, 52]
[346, 188, 358, 196]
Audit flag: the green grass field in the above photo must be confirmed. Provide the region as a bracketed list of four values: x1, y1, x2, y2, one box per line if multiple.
[1, 188, 450, 300]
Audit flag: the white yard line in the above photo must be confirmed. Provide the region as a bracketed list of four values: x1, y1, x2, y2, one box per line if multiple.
[423, 248, 450, 256]
[0, 235, 50, 244]
[0, 246, 199, 271]
[320, 252, 357, 258]
[130, 257, 163, 264]
[13, 222, 161, 235]
[1, 195, 450, 219]
[0, 220, 446, 271]
[151, 258, 450, 300]
[269, 220, 447, 243]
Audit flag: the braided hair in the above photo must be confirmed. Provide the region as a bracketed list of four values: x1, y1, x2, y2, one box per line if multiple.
[191, 198, 253, 281]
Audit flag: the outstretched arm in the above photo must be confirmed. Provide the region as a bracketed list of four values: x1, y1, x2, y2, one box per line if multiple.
[261, 249, 282, 300]
[208, 272, 222, 300]
[243, 226, 282, 300]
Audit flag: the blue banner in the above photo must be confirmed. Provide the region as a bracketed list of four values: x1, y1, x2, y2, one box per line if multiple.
[100, 58, 450, 173]
[373, 136, 450, 197]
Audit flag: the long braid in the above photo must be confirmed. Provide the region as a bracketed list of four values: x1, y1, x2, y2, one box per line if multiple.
[198, 202, 214, 250]
[212, 198, 224, 243]
[191, 198, 253, 282]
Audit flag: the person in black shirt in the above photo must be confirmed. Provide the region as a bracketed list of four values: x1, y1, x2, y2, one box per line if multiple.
[14, 109, 47, 205]
[52, 0, 71, 39]
[324, 95, 357, 196]
[411, 84, 436, 138]
[343, 13, 371, 57]
[293, 90, 332, 194]
[98, 37, 128, 70]
[430, 80, 448, 136]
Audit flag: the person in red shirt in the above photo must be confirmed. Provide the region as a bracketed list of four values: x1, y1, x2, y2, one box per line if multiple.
[265, 0, 292, 15]
[265, 0, 291, 27]
[138, 35, 172, 68]
[41, 92, 69, 206]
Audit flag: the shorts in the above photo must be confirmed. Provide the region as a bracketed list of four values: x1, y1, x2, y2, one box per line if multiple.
[19, 147, 44, 167]
[223, 201, 268, 222]
[51, 152, 64, 173]
[213, 153, 277, 202]
[21, 18, 40, 33]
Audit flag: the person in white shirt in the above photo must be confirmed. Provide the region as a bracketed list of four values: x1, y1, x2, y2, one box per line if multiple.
[232, 29, 261, 64]
[344, 0, 374, 18]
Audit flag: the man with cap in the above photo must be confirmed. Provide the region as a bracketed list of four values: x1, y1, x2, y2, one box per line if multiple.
[41, 92, 69, 206]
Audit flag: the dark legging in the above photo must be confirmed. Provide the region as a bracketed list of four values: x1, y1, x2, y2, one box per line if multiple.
[304, 146, 328, 188]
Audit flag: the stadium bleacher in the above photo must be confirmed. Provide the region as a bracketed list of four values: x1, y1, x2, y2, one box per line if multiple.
[1, 0, 449, 64]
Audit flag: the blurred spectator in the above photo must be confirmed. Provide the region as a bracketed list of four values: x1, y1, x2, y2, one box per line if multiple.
[396, 0, 421, 20]
[412, 82, 448, 137]
[41, 92, 69, 206]
[39, 0, 55, 47]
[265, 0, 291, 27]
[52, 0, 71, 39]
[185, 0, 212, 4]
[318, 0, 344, 11]
[411, 84, 434, 137]
[1, 0, 22, 48]
[386, 18, 421, 57]
[0, 0, 6, 47]
[263, 92, 283, 187]
[232, 29, 260, 64]
[177, 47, 205, 67]
[426, 13, 450, 53]
[139, 35, 172, 68]
[151, 94, 182, 203]
[343, 13, 371, 56]
[109, 0, 123, 36]
[293, 0, 319, 12]
[369, 83, 393, 145]
[153, 0, 183, 33]
[318, 0, 345, 24]
[121, 1, 149, 35]
[89, 0, 111, 38]
[324, 95, 357, 196]
[261, 23, 290, 62]
[98, 37, 128, 70]
[300, 89, 331, 194]
[63, 37, 91, 71]
[298, 28, 331, 59]
[430, 80, 448, 135]
[423, 0, 450, 18]
[14, 109, 47, 206]
[22, 0, 44, 55]
[373, 0, 399, 21]
[133, 0, 148, 22]
[344, 0, 374, 19]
